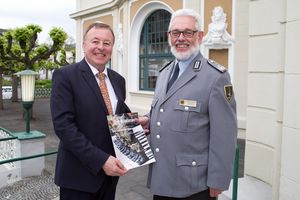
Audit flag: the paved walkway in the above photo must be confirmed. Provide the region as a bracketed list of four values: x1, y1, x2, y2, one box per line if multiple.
[0, 98, 244, 200]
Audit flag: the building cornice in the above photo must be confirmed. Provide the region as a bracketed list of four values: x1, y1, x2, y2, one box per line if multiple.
[70, 0, 127, 19]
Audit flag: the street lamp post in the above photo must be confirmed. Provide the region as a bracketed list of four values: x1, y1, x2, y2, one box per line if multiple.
[12, 70, 46, 178]
[16, 70, 38, 134]
[13, 70, 45, 139]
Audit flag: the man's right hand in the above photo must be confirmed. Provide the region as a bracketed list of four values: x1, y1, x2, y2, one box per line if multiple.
[102, 156, 127, 176]
[138, 116, 150, 134]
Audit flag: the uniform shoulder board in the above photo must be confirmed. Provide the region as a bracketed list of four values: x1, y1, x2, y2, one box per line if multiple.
[159, 60, 173, 72]
[207, 59, 227, 73]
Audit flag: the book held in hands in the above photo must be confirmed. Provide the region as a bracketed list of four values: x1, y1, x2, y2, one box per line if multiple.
[107, 112, 156, 170]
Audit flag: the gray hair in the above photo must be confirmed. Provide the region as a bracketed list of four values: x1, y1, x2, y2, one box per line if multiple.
[168, 9, 202, 31]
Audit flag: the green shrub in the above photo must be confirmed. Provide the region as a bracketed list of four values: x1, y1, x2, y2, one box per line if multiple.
[35, 79, 52, 88]
[2, 79, 12, 86]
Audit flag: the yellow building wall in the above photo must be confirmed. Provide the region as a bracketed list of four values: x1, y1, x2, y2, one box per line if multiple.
[209, 49, 229, 68]
[83, 15, 113, 33]
[130, 0, 182, 23]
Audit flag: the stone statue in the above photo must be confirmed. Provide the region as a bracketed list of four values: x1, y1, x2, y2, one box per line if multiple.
[203, 6, 233, 45]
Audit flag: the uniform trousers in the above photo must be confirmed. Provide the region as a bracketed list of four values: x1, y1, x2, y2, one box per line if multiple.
[153, 189, 216, 200]
[59, 176, 118, 200]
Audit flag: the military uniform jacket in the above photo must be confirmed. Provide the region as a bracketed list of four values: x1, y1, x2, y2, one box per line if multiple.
[147, 53, 237, 198]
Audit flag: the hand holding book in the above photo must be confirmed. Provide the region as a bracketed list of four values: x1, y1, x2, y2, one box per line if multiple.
[137, 116, 150, 134]
[102, 155, 128, 176]
[107, 113, 156, 170]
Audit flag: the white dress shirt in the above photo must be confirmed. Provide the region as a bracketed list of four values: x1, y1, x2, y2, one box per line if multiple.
[86, 60, 118, 114]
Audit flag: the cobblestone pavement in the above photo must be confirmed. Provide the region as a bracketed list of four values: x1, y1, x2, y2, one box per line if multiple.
[0, 171, 58, 200]
[0, 98, 244, 200]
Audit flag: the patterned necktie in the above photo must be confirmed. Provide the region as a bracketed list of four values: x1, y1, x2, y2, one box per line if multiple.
[166, 62, 180, 92]
[98, 73, 113, 115]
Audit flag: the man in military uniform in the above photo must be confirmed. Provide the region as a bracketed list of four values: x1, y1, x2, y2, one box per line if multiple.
[139, 8, 237, 200]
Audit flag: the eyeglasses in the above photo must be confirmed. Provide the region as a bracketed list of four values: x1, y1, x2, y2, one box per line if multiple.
[168, 30, 198, 38]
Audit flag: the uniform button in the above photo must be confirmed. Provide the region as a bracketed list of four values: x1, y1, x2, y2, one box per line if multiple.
[155, 148, 160, 152]
[160, 108, 164, 112]
[156, 135, 160, 139]
[184, 106, 189, 111]
[192, 161, 197, 166]
[156, 122, 161, 126]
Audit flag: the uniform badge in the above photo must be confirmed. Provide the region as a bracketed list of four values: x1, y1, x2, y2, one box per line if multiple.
[224, 85, 233, 102]
[179, 99, 197, 107]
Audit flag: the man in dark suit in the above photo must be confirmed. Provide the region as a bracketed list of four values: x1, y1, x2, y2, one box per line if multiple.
[50, 22, 130, 200]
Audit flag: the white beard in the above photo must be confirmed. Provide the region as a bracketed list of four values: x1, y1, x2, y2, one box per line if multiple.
[170, 44, 200, 61]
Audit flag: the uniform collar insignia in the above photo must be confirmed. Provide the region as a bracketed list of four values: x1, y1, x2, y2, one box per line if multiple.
[193, 60, 202, 71]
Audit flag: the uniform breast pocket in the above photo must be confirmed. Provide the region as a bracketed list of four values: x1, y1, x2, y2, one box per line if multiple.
[171, 102, 202, 133]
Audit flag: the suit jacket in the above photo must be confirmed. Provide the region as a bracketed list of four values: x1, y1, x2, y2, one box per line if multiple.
[50, 59, 130, 193]
[147, 53, 237, 198]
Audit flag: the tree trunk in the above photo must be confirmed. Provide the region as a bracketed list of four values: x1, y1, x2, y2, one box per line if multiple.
[0, 68, 3, 110]
[11, 75, 19, 102]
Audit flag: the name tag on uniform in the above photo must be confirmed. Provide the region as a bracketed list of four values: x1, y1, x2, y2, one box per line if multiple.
[179, 99, 197, 107]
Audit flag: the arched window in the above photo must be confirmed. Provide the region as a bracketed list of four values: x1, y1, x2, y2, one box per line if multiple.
[139, 10, 173, 91]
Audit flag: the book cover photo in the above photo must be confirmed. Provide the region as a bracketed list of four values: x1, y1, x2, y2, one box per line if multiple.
[107, 112, 156, 170]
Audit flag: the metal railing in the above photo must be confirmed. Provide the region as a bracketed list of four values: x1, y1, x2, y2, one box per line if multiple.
[232, 145, 239, 200]
[0, 128, 17, 142]
[0, 150, 57, 165]
[217, 145, 239, 200]
[0, 126, 57, 166]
